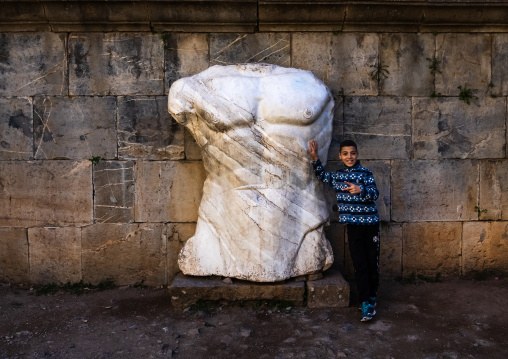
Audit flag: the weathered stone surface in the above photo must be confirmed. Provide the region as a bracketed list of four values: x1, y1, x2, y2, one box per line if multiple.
[412, 97, 506, 159]
[306, 268, 350, 308]
[435, 34, 491, 96]
[0, 228, 29, 283]
[379, 33, 434, 96]
[82, 223, 166, 286]
[324, 223, 346, 270]
[463, 222, 508, 274]
[0, 33, 67, 96]
[169, 273, 305, 309]
[259, 2, 345, 32]
[293, 33, 383, 96]
[33, 96, 117, 160]
[44, 1, 150, 32]
[327, 96, 344, 160]
[150, 0, 257, 32]
[292, 33, 332, 86]
[344, 97, 411, 159]
[392, 160, 478, 222]
[93, 161, 135, 224]
[167, 223, 197, 282]
[117, 96, 184, 160]
[210, 33, 290, 67]
[28, 227, 82, 284]
[362, 160, 391, 222]
[168, 64, 334, 282]
[379, 223, 402, 278]
[135, 161, 206, 223]
[4, 1, 508, 33]
[164, 33, 209, 93]
[69, 33, 164, 96]
[479, 161, 508, 221]
[329, 34, 379, 95]
[0, 2, 49, 32]
[345, 4, 423, 32]
[421, 5, 508, 33]
[184, 128, 202, 160]
[492, 34, 508, 96]
[402, 222, 462, 276]
[0, 161, 93, 227]
[0, 97, 33, 160]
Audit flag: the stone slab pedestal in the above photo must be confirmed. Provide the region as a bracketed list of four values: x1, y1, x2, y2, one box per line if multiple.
[306, 268, 350, 308]
[169, 269, 350, 309]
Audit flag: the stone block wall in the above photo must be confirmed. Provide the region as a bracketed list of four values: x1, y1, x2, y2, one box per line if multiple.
[1, 3, 508, 284]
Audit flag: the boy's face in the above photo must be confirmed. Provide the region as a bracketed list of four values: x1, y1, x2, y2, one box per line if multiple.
[339, 146, 358, 167]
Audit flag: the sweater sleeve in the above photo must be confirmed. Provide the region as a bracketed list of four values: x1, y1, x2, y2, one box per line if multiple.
[312, 158, 336, 188]
[359, 170, 379, 201]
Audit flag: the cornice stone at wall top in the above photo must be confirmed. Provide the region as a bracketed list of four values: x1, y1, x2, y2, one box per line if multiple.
[0, 1, 507, 32]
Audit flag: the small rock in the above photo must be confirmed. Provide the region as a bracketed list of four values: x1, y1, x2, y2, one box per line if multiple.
[295, 330, 313, 337]
[221, 334, 233, 346]
[187, 328, 200, 336]
[283, 337, 296, 343]
[367, 321, 391, 332]
[16, 330, 32, 336]
[318, 313, 330, 321]
[293, 276, 306, 283]
[240, 328, 252, 337]
[222, 277, 233, 284]
[341, 323, 354, 332]
[337, 351, 347, 358]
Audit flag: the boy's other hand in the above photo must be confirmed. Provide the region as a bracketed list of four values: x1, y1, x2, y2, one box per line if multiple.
[307, 140, 319, 161]
[343, 181, 361, 195]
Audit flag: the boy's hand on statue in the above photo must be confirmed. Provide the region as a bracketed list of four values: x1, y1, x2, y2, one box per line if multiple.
[306, 140, 319, 161]
[344, 181, 361, 194]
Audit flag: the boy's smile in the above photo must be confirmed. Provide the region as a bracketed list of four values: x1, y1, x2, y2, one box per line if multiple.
[339, 146, 358, 167]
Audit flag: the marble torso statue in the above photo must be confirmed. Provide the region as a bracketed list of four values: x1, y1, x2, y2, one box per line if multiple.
[168, 63, 334, 282]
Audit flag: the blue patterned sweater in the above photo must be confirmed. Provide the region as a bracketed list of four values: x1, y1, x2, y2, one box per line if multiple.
[312, 159, 379, 225]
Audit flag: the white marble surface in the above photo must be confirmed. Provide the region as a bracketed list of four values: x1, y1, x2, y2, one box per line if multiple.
[168, 64, 334, 282]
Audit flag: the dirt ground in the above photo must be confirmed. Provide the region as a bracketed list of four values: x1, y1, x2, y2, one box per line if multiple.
[1, 276, 507, 359]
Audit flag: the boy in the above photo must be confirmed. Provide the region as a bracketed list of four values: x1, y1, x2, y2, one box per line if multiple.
[307, 139, 380, 322]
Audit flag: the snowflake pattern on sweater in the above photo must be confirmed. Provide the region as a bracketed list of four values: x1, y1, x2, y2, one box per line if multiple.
[312, 159, 380, 225]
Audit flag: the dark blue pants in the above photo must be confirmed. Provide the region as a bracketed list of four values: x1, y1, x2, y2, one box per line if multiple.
[347, 223, 380, 304]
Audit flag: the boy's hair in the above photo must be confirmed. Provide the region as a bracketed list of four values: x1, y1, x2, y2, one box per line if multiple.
[339, 139, 358, 151]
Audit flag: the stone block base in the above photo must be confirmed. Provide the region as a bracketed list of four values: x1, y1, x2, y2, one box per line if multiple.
[306, 268, 350, 308]
[169, 269, 350, 309]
